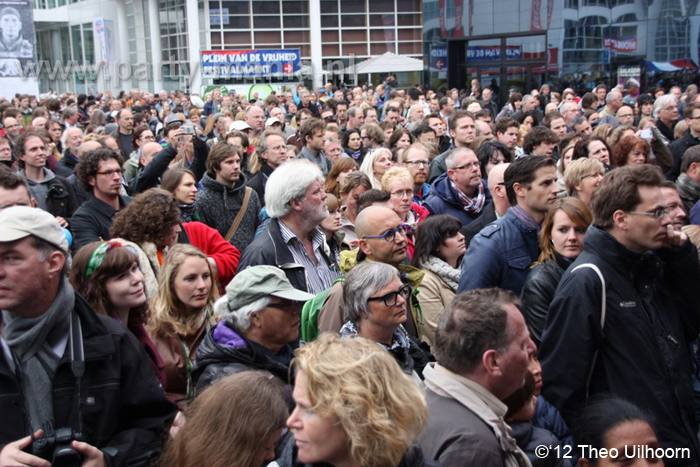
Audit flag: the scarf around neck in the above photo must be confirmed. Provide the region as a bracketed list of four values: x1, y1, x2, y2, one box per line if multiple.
[2, 278, 75, 431]
[677, 172, 700, 201]
[423, 255, 460, 291]
[449, 179, 486, 214]
[510, 205, 542, 235]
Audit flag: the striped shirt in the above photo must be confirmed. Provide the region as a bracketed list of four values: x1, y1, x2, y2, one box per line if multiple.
[278, 220, 342, 294]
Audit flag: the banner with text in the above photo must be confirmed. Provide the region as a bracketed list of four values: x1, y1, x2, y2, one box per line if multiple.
[201, 49, 301, 79]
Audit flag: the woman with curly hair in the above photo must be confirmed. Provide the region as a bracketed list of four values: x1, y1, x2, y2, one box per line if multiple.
[110, 188, 240, 293]
[149, 244, 219, 406]
[159, 371, 289, 467]
[287, 333, 428, 467]
[70, 240, 167, 387]
[611, 135, 650, 168]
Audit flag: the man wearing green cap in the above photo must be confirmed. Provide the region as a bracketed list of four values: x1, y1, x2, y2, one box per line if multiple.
[193, 265, 314, 392]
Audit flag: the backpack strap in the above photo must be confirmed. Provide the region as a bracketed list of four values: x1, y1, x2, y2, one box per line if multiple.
[571, 262, 606, 402]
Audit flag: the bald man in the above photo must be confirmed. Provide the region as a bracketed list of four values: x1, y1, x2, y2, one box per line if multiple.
[460, 162, 510, 247]
[316, 206, 425, 339]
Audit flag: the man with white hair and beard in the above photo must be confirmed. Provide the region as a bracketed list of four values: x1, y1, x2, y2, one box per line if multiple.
[238, 159, 340, 294]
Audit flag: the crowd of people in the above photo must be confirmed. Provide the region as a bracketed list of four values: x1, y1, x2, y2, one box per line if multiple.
[1, 77, 700, 467]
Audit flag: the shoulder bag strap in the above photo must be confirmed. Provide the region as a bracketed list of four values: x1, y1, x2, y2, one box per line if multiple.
[224, 187, 253, 242]
[571, 262, 606, 403]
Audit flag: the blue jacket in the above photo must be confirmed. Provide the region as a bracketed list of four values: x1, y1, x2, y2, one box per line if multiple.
[424, 173, 491, 228]
[457, 208, 539, 295]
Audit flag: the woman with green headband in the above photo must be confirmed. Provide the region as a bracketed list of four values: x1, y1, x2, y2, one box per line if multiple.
[69, 240, 167, 388]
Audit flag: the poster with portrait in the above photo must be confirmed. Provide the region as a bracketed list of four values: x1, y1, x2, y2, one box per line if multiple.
[0, 0, 36, 78]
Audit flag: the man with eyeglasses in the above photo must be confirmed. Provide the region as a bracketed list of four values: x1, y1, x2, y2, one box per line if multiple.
[425, 147, 491, 227]
[70, 148, 131, 250]
[403, 143, 432, 205]
[316, 206, 425, 340]
[540, 165, 700, 467]
[668, 102, 700, 180]
[193, 265, 313, 392]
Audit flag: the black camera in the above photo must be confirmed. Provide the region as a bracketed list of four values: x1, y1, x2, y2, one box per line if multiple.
[32, 423, 84, 467]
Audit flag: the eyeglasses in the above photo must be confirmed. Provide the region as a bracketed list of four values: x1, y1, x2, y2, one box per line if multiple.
[406, 160, 429, 167]
[96, 168, 124, 177]
[452, 161, 480, 171]
[627, 208, 671, 219]
[581, 172, 605, 180]
[390, 189, 414, 199]
[362, 224, 411, 242]
[141, 135, 156, 141]
[367, 283, 411, 307]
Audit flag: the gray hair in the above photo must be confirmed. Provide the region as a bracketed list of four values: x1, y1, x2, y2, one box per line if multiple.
[445, 147, 474, 170]
[257, 129, 285, 154]
[265, 159, 324, 218]
[61, 127, 82, 148]
[343, 262, 400, 323]
[213, 295, 270, 332]
[606, 90, 622, 105]
[653, 94, 678, 119]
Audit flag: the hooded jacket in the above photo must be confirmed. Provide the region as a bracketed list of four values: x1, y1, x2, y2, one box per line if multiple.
[195, 171, 261, 252]
[21, 168, 78, 219]
[192, 321, 292, 393]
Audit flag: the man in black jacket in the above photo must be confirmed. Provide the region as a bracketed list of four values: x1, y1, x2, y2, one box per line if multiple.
[540, 165, 700, 467]
[668, 102, 700, 180]
[70, 148, 130, 250]
[0, 207, 176, 467]
[246, 130, 288, 207]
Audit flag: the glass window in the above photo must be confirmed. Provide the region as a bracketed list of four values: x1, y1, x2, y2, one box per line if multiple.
[322, 30, 339, 42]
[398, 42, 421, 54]
[398, 28, 421, 41]
[343, 43, 367, 55]
[222, 1, 249, 14]
[397, 13, 420, 26]
[282, 0, 308, 14]
[341, 14, 365, 27]
[343, 30, 367, 42]
[254, 30, 281, 44]
[284, 15, 309, 28]
[284, 30, 310, 43]
[320, 0, 338, 13]
[369, 0, 394, 12]
[396, 0, 421, 12]
[369, 29, 394, 41]
[370, 42, 396, 54]
[322, 43, 340, 55]
[320, 14, 339, 27]
[223, 31, 251, 46]
[340, 1, 364, 13]
[370, 14, 394, 27]
[254, 16, 281, 28]
[252, 1, 280, 14]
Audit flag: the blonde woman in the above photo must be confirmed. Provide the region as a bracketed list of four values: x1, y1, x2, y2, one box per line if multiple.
[360, 147, 394, 189]
[287, 333, 428, 467]
[148, 244, 219, 406]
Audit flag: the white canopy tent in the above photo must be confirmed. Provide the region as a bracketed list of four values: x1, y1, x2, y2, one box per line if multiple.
[339, 52, 425, 85]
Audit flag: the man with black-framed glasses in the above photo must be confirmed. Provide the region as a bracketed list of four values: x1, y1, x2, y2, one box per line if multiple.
[316, 206, 426, 340]
[540, 165, 700, 466]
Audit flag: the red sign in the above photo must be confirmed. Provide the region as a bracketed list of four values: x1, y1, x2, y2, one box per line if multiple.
[283, 63, 293, 74]
[435, 59, 445, 70]
[603, 37, 637, 53]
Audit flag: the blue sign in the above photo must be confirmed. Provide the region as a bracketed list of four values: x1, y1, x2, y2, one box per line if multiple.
[201, 49, 301, 78]
[430, 46, 447, 71]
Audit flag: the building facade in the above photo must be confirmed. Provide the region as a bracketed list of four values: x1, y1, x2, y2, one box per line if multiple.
[28, 0, 423, 95]
[424, 0, 700, 100]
